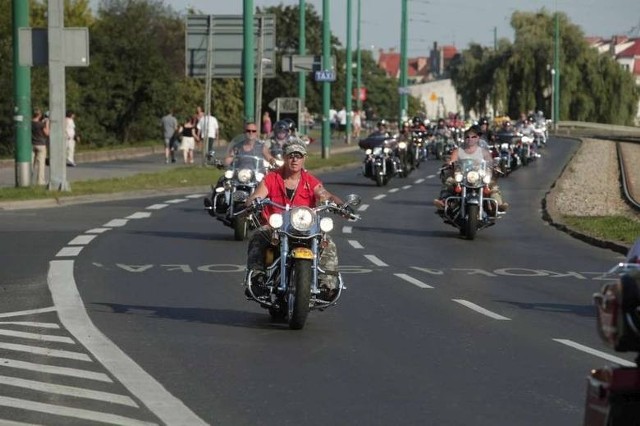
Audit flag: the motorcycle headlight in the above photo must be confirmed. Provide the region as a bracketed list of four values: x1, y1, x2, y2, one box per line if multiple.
[269, 213, 283, 229]
[466, 171, 480, 184]
[224, 170, 234, 179]
[255, 172, 265, 182]
[320, 217, 334, 232]
[383, 147, 391, 154]
[398, 141, 407, 150]
[365, 149, 372, 155]
[237, 169, 252, 183]
[291, 207, 314, 232]
[454, 172, 463, 183]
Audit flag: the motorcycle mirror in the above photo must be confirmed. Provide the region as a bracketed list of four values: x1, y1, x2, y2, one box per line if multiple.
[345, 194, 361, 207]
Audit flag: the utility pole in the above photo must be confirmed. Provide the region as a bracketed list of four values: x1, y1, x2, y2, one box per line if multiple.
[553, 11, 560, 128]
[12, 0, 31, 187]
[243, 0, 255, 123]
[255, 15, 265, 133]
[299, 0, 306, 134]
[345, 0, 353, 145]
[321, 0, 331, 158]
[356, 0, 362, 112]
[399, 0, 408, 124]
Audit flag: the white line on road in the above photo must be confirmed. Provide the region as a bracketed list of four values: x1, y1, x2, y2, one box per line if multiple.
[0, 375, 138, 407]
[553, 339, 636, 367]
[342, 226, 353, 234]
[165, 199, 188, 204]
[358, 204, 369, 212]
[55, 247, 83, 257]
[394, 273, 434, 289]
[0, 329, 74, 344]
[373, 194, 386, 200]
[0, 358, 112, 382]
[0, 396, 157, 426]
[85, 228, 111, 234]
[0, 342, 91, 361]
[185, 194, 206, 199]
[0, 307, 56, 319]
[427, 174, 437, 179]
[364, 255, 389, 267]
[414, 178, 425, 184]
[388, 188, 399, 193]
[145, 204, 168, 210]
[103, 219, 128, 227]
[48, 260, 207, 425]
[452, 299, 511, 320]
[68, 235, 97, 245]
[0, 322, 59, 329]
[348, 240, 364, 249]
[402, 185, 411, 190]
[126, 212, 152, 219]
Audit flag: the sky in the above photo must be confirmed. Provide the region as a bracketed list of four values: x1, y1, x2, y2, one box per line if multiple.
[89, 0, 640, 53]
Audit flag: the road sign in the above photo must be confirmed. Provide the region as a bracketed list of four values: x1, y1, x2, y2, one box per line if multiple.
[281, 55, 336, 72]
[19, 27, 89, 67]
[268, 97, 300, 113]
[185, 14, 276, 78]
[314, 70, 336, 82]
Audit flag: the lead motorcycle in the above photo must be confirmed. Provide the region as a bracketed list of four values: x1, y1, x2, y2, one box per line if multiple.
[584, 239, 640, 425]
[358, 131, 403, 186]
[241, 195, 361, 330]
[437, 159, 506, 240]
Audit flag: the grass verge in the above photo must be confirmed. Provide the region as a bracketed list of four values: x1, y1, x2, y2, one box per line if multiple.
[561, 215, 640, 246]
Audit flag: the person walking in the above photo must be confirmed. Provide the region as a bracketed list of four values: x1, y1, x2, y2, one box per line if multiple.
[31, 108, 49, 186]
[65, 110, 77, 167]
[161, 109, 178, 164]
[261, 111, 272, 139]
[180, 116, 198, 164]
[196, 107, 219, 160]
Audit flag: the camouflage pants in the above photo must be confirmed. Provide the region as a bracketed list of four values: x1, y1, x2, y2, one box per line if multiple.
[247, 225, 339, 289]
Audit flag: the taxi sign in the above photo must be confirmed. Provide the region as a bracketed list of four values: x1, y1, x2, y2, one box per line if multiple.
[314, 70, 336, 82]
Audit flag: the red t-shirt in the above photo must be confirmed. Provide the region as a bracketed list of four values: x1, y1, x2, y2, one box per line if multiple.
[261, 168, 321, 222]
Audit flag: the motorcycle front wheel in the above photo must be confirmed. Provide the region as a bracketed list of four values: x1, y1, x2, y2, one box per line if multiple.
[464, 204, 479, 240]
[287, 259, 312, 330]
[233, 216, 248, 241]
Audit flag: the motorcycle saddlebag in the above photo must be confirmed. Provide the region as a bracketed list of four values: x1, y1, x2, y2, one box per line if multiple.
[583, 366, 640, 426]
[594, 270, 640, 352]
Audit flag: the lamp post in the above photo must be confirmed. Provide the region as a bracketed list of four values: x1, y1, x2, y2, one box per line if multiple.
[345, 0, 353, 145]
[299, 0, 306, 134]
[552, 7, 560, 128]
[399, 0, 408, 124]
[356, 0, 362, 112]
[550, 68, 556, 129]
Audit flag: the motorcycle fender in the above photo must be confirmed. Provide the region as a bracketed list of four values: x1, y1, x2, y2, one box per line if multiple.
[291, 247, 314, 260]
[466, 198, 480, 206]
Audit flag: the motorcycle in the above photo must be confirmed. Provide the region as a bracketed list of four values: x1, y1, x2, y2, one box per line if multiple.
[584, 239, 640, 425]
[437, 159, 506, 240]
[242, 195, 362, 330]
[203, 152, 270, 241]
[358, 132, 404, 186]
[410, 130, 428, 166]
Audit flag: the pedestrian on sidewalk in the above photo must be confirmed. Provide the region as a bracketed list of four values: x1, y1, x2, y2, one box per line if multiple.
[161, 109, 178, 163]
[261, 111, 272, 139]
[180, 116, 198, 164]
[31, 108, 49, 186]
[65, 110, 77, 167]
[196, 106, 219, 160]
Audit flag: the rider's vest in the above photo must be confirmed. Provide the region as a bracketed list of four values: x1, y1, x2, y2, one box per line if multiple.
[231, 141, 266, 169]
[261, 169, 321, 223]
[457, 146, 487, 163]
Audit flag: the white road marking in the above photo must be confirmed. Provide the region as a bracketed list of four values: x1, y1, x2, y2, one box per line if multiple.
[342, 226, 353, 234]
[364, 255, 389, 267]
[0, 342, 91, 361]
[55, 247, 83, 257]
[452, 299, 511, 320]
[0, 322, 59, 329]
[414, 178, 425, 184]
[388, 188, 399, 193]
[0, 307, 56, 319]
[68, 235, 97, 245]
[86, 228, 111, 234]
[0, 375, 138, 407]
[553, 339, 636, 367]
[103, 219, 128, 227]
[48, 260, 207, 425]
[0, 358, 112, 382]
[146, 204, 168, 210]
[165, 199, 188, 204]
[0, 329, 74, 344]
[427, 174, 437, 179]
[348, 240, 364, 249]
[394, 273, 434, 289]
[126, 212, 152, 219]
[358, 204, 369, 212]
[373, 194, 386, 200]
[185, 194, 206, 199]
[0, 396, 157, 426]
[402, 185, 411, 190]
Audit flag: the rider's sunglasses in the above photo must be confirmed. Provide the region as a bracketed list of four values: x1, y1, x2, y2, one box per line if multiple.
[466, 135, 479, 139]
[287, 153, 304, 160]
[245, 129, 257, 133]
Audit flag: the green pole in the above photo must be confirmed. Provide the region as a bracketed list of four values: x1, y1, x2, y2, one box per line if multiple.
[243, 0, 255, 123]
[356, 0, 362, 112]
[553, 11, 560, 126]
[299, 0, 306, 134]
[321, 0, 331, 158]
[399, 0, 408, 124]
[12, 0, 31, 187]
[345, 0, 353, 144]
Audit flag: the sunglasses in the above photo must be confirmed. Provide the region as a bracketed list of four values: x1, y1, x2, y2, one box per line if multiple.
[245, 129, 257, 133]
[287, 153, 304, 160]
[466, 135, 479, 139]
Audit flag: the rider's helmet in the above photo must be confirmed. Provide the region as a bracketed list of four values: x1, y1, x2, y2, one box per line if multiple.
[502, 120, 513, 129]
[437, 118, 446, 127]
[411, 116, 423, 128]
[478, 117, 490, 127]
[282, 118, 297, 134]
[273, 120, 290, 140]
[377, 119, 388, 129]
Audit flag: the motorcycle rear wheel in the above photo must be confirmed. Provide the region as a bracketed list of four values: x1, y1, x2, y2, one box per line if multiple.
[287, 259, 312, 330]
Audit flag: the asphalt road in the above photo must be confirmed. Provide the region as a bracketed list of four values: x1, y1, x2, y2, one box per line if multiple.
[0, 136, 634, 425]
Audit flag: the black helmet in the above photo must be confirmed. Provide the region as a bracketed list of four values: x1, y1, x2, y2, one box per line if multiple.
[465, 124, 483, 137]
[282, 118, 296, 132]
[411, 116, 423, 127]
[273, 120, 290, 134]
[377, 119, 388, 128]
[479, 117, 489, 126]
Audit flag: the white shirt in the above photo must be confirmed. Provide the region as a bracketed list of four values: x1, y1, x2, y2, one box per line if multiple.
[65, 117, 75, 140]
[197, 115, 219, 139]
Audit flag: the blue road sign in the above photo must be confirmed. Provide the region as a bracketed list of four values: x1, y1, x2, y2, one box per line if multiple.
[314, 70, 336, 82]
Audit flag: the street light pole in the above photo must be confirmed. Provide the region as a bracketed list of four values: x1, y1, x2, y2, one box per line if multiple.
[321, 0, 331, 158]
[299, 0, 306, 134]
[553, 8, 560, 128]
[356, 0, 362, 112]
[345, 0, 353, 145]
[399, 0, 408, 124]
[243, 0, 255, 123]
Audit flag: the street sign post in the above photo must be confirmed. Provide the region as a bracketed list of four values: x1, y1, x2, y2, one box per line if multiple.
[281, 55, 336, 72]
[314, 70, 336, 82]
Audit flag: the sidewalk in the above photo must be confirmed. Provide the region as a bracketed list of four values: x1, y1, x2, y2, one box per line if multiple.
[0, 138, 361, 189]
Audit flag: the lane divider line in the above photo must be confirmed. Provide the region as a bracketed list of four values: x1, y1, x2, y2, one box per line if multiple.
[56, 247, 83, 257]
[394, 273, 434, 289]
[126, 212, 152, 220]
[86, 228, 111, 234]
[364, 255, 389, 267]
[348, 240, 364, 249]
[164, 199, 187, 204]
[357, 204, 369, 212]
[414, 178, 425, 184]
[103, 219, 128, 227]
[68, 235, 97, 246]
[553, 338, 636, 367]
[185, 194, 206, 199]
[342, 226, 353, 234]
[145, 204, 168, 210]
[373, 194, 386, 200]
[402, 185, 411, 190]
[388, 188, 399, 193]
[452, 299, 511, 320]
